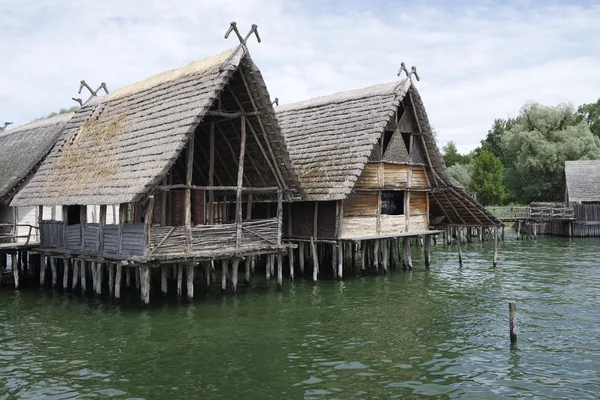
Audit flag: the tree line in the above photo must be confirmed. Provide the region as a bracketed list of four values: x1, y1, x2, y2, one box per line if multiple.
[443, 99, 600, 206]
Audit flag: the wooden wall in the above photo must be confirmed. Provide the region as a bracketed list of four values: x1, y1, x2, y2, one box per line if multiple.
[285, 201, 337, 239]
[354, 163, 429, 189]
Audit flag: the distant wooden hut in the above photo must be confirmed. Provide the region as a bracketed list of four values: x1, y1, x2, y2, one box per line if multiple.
[563, 160, 600, 236]
[11, 45, 303, 302]
[0, 113, 73, 282]
[277, 79, 500, 279]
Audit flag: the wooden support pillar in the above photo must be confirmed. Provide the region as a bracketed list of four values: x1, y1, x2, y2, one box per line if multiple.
[231, 259, 239, 293]
[80, 260, 86, 294]
[331, 243, 338, 280]
[245, 257, 251, 283]
[72, 259, 79, 291]
[204, 261, 212, 290]
[361, 241, 367, 273]
[310, 237, 318, 284]
[235, 116, 247, 251]
[373, 240, 380, 272]
[50, 257, 57, 287]
[382, 240, 389, 273]
[208, 123, 215, 225]
[177, 264, 183, 298]
[457, 227, 463, 265]
[269, 254, 275, 276]
[403, 238, 413, 269]
[115, 263, 122, 300]
[288, 247, 294, 282]
[265, 255, 271, 281]
[424, 235, 432, 268]
[63, 258, 70, 290]
[516, 220, 521, 240]
[185, 128, 195, 252]
[125, 265, 131, 288]
[221, 259, 228, 293]
[141, 265, 150, 305]
[391, 238, 399, 269]
[39, 256, 46, 287]
[493, 226, 499, 268]
[298, 242, 305, 274]
[501, 226, 505, 241]
[108, 263, 115, 297]
[186, 264, 195, 300]
[12, 253, 19, 289]
[250, 255, 255, 276]
[509, 301, 517, 344]
[161, 265, 168, 296]
[337, 240, 343, 280]
[276, 255, 282, 290]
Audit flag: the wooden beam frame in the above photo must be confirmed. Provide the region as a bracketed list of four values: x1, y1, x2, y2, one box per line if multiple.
[185, 134, 194, 252]
[235, 115, 247, 250]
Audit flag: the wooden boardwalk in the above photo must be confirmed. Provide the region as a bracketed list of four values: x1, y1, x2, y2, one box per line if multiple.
[487, 206, 575, 222]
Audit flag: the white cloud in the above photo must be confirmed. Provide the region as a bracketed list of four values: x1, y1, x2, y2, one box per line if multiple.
[1, 0, 599, 153]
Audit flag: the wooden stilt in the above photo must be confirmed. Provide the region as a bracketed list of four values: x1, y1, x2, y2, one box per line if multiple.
[457, 228, 463, 265]
[373, 240, 380, 272]
[177, 264, 183, 298]
[390, 238, 398, 269]
[250, 256, 255, 276]
[80, 260, 86, 294]
[115, 264, 122, 300]
[108, 264, 115, 297]
[126, 266, 131, 288]
[187, 264, 195, 300]
[265, 255, 271, 281]
[245, 256, 251, 283]
[288, 247, 294, 282]
[204, 261, 212, 289]
[310, 237, 318, 284]
[361, 241, 367, 273]
[509, 301, 517, 343]
[63, 259, 70, 290]
[50, 257, 57, 287]
[72, 259, 79, 291]
[424, 235, 432, 268]
[331, 243, 338, 279]
[12, 254, 19, 289]
[96, 263, 103, 295]
[231, 259, 239, 293]
[493, 225, 499, 268]
[40, 256, 47, 287]
[501, 226, 505, 241]
[142, 265, 150, 305]
[269, 254, 275, 276]
[382, 240, 389, 273]
[299, 242, 305, 274]
[403, 238, 413, 269]
[161, 265, 168, 296]
[337, 240, 343, 280]
[135, 265, 140, 291]
[221, 259, 228, 293]
[276, 255, 282, 290]
[516, 220, 521, 240]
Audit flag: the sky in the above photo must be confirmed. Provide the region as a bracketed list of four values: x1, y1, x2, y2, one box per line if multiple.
[1, 0, 599, 153]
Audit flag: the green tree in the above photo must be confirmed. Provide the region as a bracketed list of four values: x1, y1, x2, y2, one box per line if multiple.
[34, 106, 79, 121]
[471, 150, 507, 205]
[502, 102, 600, 203]
[442, 141, 468, 167]
[577, 98, 600, 139]
[447, 162, 473, 190]
[479, 117, 520, 164]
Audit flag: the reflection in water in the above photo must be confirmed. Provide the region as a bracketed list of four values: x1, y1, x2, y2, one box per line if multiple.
[1, 235, 600, 399]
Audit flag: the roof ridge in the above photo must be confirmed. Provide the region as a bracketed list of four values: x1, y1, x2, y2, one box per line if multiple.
[0, 112, 74, 137]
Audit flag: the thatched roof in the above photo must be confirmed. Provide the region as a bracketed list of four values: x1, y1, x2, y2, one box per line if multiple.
[277, 80, 501, 226]
[12, 45, 302, 207]
[0, 113, 73, 204]
[565, 160, 600, 202]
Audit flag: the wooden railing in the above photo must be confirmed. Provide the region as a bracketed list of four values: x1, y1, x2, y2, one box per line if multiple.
[487, 206, 574, 221]
[0, 223, 39, 245]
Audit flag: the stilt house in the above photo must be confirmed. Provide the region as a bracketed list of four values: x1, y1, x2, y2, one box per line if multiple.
[0, 113, 73, 247]
[11, 45, 303, 302]
[276, 78, 500, 277]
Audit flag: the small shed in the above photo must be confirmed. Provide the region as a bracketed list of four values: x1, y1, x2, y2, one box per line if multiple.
[276, 78, 500, 278]
[11, 44, 303, 301]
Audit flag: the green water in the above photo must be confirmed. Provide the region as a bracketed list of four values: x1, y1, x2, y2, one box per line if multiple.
[2, 235, 600, 399]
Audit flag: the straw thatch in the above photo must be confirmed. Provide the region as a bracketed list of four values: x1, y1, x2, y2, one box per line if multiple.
[277, 80, 500, 226]
[12, 45, 302, 207]
[565, 160, 600, 203]
[0, 113, 73, 204]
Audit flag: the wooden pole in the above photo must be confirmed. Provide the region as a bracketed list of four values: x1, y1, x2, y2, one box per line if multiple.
[424, 235, 432, 268]
[125, 265, 131, 288]
[457, 227, 463, 265]
[221, 259, 228, 293]
[235, 116, 247, 251]
[177, 264, 183, 298]
[204, 261, 212, 290]
[361, 241, 367, 273]
[142, 265, 150, 305]
[288, 247, 294, 282]
[186, 264, 195, 300]
[493, 225, 499, 268]
[50, 257, 57, 287]
[276, 255, 282, 290]
[115, 263, 122, 300]
[12, 253, 19, 289]
[72, 258, 79, 291]
[245, 257, 251, 283]
[509, 301, 517, 344]
[40, 255, 46, 287]
[403, 238, 412, 269]
[99, 205, 107, 253]
[80, 260, 86, 294]
[337, 240, 343, 280]
[331, 243, 338, 279]
[231, 259, 239, 293]
[382, 240, 388, 273]
[265, 255, 271, 281]
[118, 204, 127, 254]
[373, 240, 380, 272]
[63, 258, 70, 290]
[298, 242, 305, 274]
[185, 130, 195, 252]
[208, 123, 215, 225]
[311, 237, 318, 284]
[161, 265, 168, 296]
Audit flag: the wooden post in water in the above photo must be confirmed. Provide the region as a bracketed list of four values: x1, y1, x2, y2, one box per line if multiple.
[142, 265, 150, 305]
[186, 264, 195, 300]
[298, 243, 305, 274]
[50, 257, 57, 287]
[231, 259, 239, 293]
[509, 301, 517, 344]
[221, 259, 228, 293]
[403, 238, 412, 269]
[331, 243, 338, 280]
[63, 259, 70, 290]
[177, 264, 183, 298]
[457, 228, 463, 265]
[493, 226, 499, 268]
[72, 259, 79, 291]
[12, 253, 19, 289]
[276, 255, 282, 290]
[361, 241, 367, 273]
[245, 256, 252, 283]
[516, 220, 521, 240]
[115, 263, 122, 300]
[108, 264, 115, 297]
[80, 260, 86, 294]
[373, 240, 380, 272]
[265, 255, 271, 281]
[161, 265, 168, 296]
[288, 248, 294, 282]
[40, 256, 46, 287]
[311, 237, 318, 284]
[381, 240, 389, 273]
[337, 240, 343, 280]
[424, 234, 431, 268]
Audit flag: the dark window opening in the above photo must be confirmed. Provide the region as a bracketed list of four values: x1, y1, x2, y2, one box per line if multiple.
[66, 205, 81, 225]
[382, 131, 394, 154]
[401, 132, 412, 154]
[381, 191, 405, 215]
